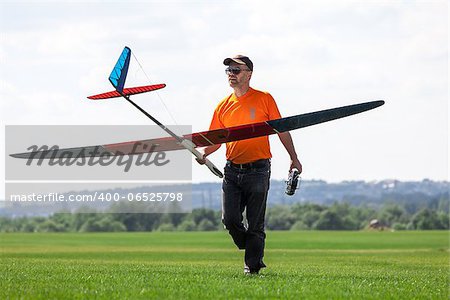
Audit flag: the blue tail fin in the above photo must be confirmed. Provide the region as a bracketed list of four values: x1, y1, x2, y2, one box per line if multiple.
[109, 46, 131, 93]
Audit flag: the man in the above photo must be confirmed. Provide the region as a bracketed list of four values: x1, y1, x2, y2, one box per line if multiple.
[198, 55, 302, 275]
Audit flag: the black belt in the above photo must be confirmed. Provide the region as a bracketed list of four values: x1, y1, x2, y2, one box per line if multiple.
[227, 159, 270, 169]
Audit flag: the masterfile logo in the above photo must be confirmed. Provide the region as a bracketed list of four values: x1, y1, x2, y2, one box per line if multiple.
[6, 125, 192, 181]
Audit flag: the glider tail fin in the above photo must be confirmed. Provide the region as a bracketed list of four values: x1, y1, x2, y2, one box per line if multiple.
[87, 46, 166, 100]
[109, 46, 131, 93]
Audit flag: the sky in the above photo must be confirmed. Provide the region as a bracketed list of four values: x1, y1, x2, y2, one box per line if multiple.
[0, 0, 448, 197]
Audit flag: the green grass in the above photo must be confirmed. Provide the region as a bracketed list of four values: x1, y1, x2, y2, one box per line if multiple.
[1, 231, 448, 299]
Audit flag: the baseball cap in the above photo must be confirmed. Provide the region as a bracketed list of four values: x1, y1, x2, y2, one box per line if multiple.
[223, 55, 253, 71]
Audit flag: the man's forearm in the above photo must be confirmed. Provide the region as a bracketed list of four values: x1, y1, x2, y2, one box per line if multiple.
[204, 144, 221, 158]
[278, 132, 298, 159]
[277, 132, 303, 172]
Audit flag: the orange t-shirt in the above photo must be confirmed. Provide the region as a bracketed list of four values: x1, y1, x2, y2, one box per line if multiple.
[209, 87, 282, 164]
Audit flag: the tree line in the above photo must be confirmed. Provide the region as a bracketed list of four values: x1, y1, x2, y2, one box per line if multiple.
[1, 197, 448, 232]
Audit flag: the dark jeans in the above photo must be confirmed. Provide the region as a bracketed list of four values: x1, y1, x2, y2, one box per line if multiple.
[221, 159, 270, 271]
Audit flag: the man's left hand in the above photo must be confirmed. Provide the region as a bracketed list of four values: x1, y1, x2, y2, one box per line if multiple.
[290, 157, 302, 174]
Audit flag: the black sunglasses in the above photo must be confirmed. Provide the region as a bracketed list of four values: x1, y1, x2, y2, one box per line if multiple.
[225, 67, 250, 75]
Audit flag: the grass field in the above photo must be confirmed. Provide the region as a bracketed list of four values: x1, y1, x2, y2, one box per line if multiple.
[1, 231, 448, 299]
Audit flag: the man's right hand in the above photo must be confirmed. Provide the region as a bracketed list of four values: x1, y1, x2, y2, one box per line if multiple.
[196, 144, 221, 165]
[196, 153, 206, 165]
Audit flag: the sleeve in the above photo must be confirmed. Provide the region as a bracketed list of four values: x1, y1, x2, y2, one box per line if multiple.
[208, 109, 224, 130]
[266, 93, 282, 120]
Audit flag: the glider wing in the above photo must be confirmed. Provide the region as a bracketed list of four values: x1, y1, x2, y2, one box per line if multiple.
[11, 100, 384, 159]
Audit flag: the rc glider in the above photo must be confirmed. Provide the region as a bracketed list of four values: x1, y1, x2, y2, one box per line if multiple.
[11, 47, 385, 178]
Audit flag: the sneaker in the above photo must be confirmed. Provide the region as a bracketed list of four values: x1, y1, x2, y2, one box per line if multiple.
[244, 264, 259, 275]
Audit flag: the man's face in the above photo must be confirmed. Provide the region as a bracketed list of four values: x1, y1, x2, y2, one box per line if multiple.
[226, 62, 252, 88]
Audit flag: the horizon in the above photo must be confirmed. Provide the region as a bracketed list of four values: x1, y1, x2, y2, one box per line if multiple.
[1, 177, 448, 201]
